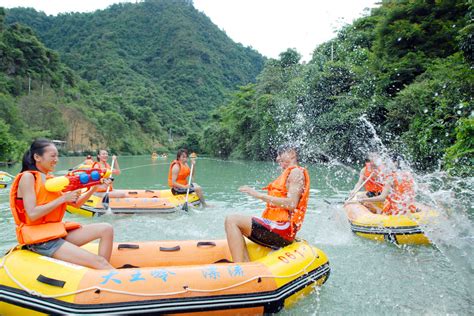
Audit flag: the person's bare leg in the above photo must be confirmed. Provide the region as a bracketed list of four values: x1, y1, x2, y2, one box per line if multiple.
[65, 223, 114, 261]
[193, 184, 207, 207]
[225, 214, 252, 262]
[53, 241, 113, 269]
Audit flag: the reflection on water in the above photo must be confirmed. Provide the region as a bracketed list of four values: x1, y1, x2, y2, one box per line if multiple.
[0, 156, 472, 314]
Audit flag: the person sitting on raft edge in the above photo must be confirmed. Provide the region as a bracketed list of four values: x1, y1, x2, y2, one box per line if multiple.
[10, 139, 114, 269]
[225, 143, 310, 262]
[346, 155, 418, 215]
[92, 149, 127, 198]
[350, 152, 385, 198]
[168, 148, 207, 207]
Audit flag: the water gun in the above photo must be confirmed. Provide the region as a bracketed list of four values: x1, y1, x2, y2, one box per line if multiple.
[45, 168, 112, 193]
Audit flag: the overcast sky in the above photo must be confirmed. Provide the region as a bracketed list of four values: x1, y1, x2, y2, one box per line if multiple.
[1, 0, 379, 61]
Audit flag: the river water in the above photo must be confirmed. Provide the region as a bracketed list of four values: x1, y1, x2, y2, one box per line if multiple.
[0, 156, 472, 315]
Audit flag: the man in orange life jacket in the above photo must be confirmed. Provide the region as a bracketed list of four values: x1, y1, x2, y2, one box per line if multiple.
[225, 144, 310, 262]
[347, 156, 417, 215]
[350, 152, 384, 198]
[10, 139, 114, 269]
[168, 148, 207, 207]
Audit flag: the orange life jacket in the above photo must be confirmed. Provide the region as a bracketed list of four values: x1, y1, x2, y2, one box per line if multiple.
[364, 162, 384, 193]
[9, 171, 81, 245]
[262, 166, 310, 239]
[382, 171, 417, 215]
[92, 161, 113, 192]
[168, 160, 190, 188]
[84, 158, 94, 166]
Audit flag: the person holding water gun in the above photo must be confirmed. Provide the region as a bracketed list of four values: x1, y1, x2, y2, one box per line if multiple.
[9, 139, 114, 269]
[92, 149, 126, 198]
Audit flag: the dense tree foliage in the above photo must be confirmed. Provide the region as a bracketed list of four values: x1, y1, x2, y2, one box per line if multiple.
[203, 0, 472, 175]
[1, 0, 264, 158]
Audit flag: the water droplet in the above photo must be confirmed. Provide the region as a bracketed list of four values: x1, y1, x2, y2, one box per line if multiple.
[434, 139, 438, 143]
[423, 108, 428, 113]
[397, 37, 402, 42]
[434, 92, 438, 96]
[457, 110, 461, 115]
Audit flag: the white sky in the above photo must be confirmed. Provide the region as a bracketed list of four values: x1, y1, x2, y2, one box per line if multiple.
[0, 0, 378, 61]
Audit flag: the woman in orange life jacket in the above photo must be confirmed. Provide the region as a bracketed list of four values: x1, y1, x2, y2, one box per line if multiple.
[10, 139, 114, 269]
[92, 149, 127, 198]
[225, 144, 310, 262]
[346, 155, 417, 215]
[168, 148, 207, 206]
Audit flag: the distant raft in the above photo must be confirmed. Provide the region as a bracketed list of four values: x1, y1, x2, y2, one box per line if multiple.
[67, 189, 201, 216]
[0, 172, 13, 189]
[0, 239, 330, 315]
[344, 202, 439, 245]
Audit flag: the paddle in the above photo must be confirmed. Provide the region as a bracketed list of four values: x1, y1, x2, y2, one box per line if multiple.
[323, 171, 374, 206]
[182, 161, 195, 212]
[102, 158, 116, 214]
[346, 171, 374, 202]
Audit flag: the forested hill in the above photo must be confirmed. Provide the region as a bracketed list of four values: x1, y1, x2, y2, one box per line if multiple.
[2, 0, 264, 156]
[202, 1, 473, 175]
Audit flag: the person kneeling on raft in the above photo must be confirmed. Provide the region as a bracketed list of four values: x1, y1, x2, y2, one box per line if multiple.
[225, 144, 310, 262]
[168, 148, 207, 207]
[10, 139, 114, 269]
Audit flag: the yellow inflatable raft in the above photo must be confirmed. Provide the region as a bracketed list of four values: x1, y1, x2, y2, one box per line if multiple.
[344, 202, 439, 244]
[0, 172, 13, 189]
[0, 239, 330, 315]
[67, 189, 201, 217]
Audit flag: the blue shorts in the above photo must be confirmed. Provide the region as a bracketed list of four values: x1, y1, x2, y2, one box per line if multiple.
[26, 238, 65, 257]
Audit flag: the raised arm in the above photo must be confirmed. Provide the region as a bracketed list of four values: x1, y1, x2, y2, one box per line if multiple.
[239, 168, 305, 211]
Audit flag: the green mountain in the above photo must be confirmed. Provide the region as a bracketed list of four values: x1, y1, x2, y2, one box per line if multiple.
[4, 0, 264, 154]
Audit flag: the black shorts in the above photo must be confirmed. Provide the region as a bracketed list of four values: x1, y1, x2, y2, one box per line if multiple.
[171, 184, 195, 195]
[248, 217, 293, 250]
[366, 191, 381, 198]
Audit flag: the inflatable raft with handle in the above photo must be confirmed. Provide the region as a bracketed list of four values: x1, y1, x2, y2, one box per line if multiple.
[344, 202, 439, 244]
[66, 189, 200, 216]
[0, 239, 330, 315]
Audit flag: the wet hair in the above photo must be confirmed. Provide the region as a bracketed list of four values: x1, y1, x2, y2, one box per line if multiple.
[277, 143, 299, 158]
[21, 139, 55, 172]
[176, 148, 188, 160]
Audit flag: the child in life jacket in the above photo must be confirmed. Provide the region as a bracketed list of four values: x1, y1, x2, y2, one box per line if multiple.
[10, 139, 114, 269]
[225, 144, 310, 262]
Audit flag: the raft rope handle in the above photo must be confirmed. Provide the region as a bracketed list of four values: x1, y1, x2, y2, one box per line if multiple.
[0, 240, 321, 299]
